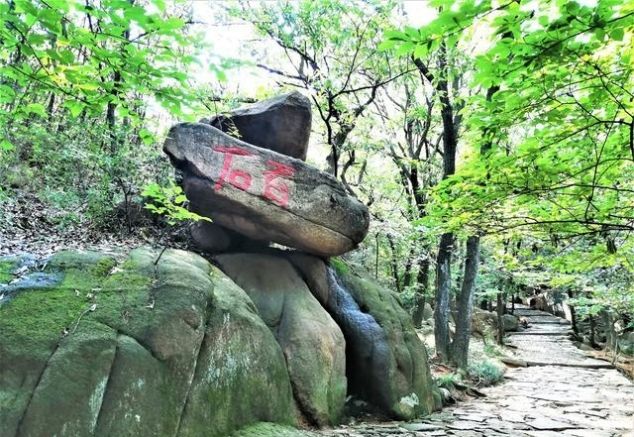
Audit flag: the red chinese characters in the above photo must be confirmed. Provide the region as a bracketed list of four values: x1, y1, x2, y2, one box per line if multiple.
[213, 147, 254, 192]
[213, 146, 295, 208]
[263, 160, 295, 208]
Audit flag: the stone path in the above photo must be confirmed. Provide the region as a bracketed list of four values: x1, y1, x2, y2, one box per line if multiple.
[314, 307, 634, 437]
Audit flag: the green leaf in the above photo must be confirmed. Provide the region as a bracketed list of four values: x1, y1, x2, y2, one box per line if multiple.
[139, 128, 154, 145]
[0, 138, 14, 151]
[25, 103, 46, 117]
[65, 101, 84, 118]
[413, 43, 428, 60]
[609, 28, 624, 41]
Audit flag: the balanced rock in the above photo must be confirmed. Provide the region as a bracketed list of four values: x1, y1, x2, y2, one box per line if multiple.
[164, 122, 369, 257]
[201, 91, 311, 161]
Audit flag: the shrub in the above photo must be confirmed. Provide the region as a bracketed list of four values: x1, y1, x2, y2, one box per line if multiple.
[435, 372, 460, 390]
[468, 360, 505, 386]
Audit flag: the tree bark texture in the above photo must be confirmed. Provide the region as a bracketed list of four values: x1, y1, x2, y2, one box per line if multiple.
[450, 236, 480, 369]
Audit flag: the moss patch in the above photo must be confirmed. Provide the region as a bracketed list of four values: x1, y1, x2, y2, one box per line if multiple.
[329, 257, 349, 276]
[92, 256, 117, 277]
[45, 250, 114, 271]
[0, 258, 18, 284]
[0, 277, 84, 345]
[0, 251, 151, 355]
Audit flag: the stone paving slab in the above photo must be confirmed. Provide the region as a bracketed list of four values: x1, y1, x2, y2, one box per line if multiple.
[510, 325, 573, 334]
[312, 308, 634, 437]
[525, 318, 569, 324]
[514, 309, 555, 317]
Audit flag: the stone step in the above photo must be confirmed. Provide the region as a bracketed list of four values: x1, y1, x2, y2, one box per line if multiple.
[528, 320, 570, 325]
[508, 331, 572, 336]
[523, 361, 614, 369]
[513, 308, 552, 314]
[517, 314, 561, 319]
[501, 356, 614, 369]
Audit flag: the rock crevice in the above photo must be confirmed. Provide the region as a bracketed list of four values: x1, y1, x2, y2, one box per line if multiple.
[92, 332, 121, 434]
[14, 341, 61, 437]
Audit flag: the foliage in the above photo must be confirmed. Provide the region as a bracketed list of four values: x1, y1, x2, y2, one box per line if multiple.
[0, 0, 221, 232]
[384, 0, 634, 332]
[227, 0, 399, 178]
[482, 340, 504, 358]
[142, 183, 210, 225]
[467, 359, 505, 387]
[0, 0, 203, 127]
[389, 0, 634, 240]
[435, 372, 460, 390]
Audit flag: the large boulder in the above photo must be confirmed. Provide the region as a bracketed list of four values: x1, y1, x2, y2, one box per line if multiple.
[422, 303, 434, 321]
[287, 253, 435, 419]
[502, 313, 519, 332]
[164, 122, 369, 257]
[0, 249, 295, 437]
[215, 253, 347, 426]
[529, 290, 567, 318]
[189, 221, 267, 254]
[618, 331, 634, 356]
[471, 308, 497, 336]
[202, 92, 311, 161]
[471, 308, 519, 336]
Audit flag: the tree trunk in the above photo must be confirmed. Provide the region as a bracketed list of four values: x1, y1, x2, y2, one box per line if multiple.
[412, 256, 430, 328]
[605, 312, 618, 357]
[387, 234, 402, 292]
[106, 70, 121, 153]
[496, 292, 504, 345]
[374, 233, 379, 279]
[402, 243, 416, 289]
[414, 41, 458, 363]
[105, 0, 132, 153]
[568, 291, 578, 335]
[570, 305, 578, 335]
[433, 42, 458, 363]
[434, 232, 453, 360]
[589, 314, 597, 347]
[450, 236, 480, 369]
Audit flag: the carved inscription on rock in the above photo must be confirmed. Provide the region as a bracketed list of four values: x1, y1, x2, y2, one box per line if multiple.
[213, 146, 295, 208]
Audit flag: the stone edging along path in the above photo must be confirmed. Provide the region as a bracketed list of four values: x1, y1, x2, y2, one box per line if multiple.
[309, 307, 634, 437]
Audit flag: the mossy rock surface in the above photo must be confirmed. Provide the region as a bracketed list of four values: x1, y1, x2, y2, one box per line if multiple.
[216, 253, 347, 427]
[283, 253, 437, 419]
[0, 247, 295, 437]
[0, 257, 19, 284]
[329, 263, 436, 419]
